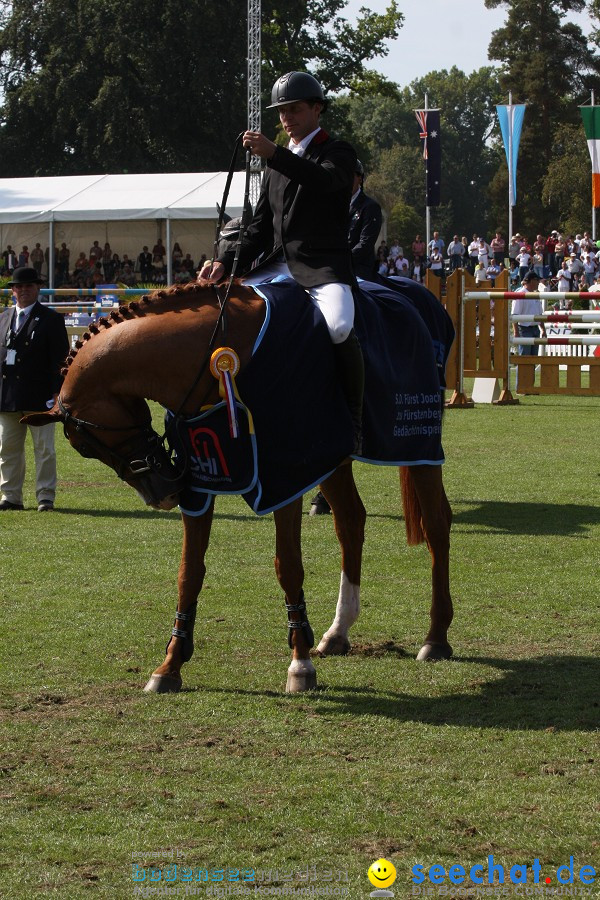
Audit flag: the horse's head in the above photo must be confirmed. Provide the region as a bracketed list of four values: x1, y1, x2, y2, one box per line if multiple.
[22, 397, 186, 511]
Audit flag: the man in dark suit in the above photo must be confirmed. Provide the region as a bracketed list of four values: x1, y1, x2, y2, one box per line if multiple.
[348, 159, 382, 280]
[138, 246, 153, 282]
[0, 267, 69, 510]
[199, 71, 364, 451]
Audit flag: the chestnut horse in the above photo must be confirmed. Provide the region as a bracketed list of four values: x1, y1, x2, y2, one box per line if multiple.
[24, 283, 453, 693]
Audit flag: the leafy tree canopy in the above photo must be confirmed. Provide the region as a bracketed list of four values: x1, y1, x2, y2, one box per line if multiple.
[0, 0, 402, 176]
[481, 0, 600, 233]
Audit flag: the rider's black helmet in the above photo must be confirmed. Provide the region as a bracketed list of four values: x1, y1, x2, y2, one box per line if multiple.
[266, 72, 327, 109]
[355, 159, 365, 177]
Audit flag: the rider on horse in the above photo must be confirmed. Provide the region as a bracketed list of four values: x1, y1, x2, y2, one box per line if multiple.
[198, 71, 364, 452]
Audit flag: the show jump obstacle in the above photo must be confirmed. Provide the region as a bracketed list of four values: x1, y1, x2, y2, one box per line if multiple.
[427, 269, 600, 405]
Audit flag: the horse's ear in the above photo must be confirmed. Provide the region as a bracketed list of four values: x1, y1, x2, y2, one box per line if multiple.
[20, 409, 64, 427]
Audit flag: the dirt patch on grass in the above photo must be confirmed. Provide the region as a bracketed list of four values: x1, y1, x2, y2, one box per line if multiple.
[352, 837, 408, 857]
[349, 640, 408, 658]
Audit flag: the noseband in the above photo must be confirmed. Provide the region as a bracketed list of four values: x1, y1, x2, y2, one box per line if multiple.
[57, 396, 186, 503]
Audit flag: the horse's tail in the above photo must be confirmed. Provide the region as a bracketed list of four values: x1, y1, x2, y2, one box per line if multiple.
[400, 466, 425, 546]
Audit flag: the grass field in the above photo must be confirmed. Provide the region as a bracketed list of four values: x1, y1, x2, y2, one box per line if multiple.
[1, 392, 599, 899]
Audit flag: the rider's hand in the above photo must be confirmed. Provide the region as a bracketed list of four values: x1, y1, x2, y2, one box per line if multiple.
[197, 260, 225, 284]
[243, 130, 276, 160]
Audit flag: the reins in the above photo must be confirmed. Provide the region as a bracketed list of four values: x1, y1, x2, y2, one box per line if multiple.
[166, 131, 253, 424]
[58, 133, 256, 490]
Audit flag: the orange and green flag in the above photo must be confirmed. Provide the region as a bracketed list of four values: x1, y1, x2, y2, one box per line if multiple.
[580, 106, 600, 207]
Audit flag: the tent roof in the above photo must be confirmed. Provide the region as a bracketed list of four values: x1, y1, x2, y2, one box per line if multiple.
[0, 172, 248, 224]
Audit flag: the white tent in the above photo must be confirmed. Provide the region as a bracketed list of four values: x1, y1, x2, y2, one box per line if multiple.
[0, 172, 248, 283]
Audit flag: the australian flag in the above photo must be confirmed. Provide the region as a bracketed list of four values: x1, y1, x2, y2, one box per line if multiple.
[415, 109, 442, 207]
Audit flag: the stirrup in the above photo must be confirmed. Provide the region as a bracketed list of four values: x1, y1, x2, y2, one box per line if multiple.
[285, 591, 314, 649]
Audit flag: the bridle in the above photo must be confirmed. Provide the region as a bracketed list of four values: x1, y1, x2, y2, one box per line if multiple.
[57, 395, 187, 504]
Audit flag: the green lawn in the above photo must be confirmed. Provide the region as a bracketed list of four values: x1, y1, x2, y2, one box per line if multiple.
[1, 394, 598, 899]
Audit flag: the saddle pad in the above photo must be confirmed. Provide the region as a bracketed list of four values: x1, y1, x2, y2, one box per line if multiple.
[177, 282, 354, 517]
[352, 280, 449, 465]
[176, 279, 451, 517]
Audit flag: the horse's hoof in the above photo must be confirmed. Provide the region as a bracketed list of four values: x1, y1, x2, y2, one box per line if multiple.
[286, 670, 317, 692]
[316, 634, 351, 656]
[416, 642, 453, 661]
[143, 674, 183, 693]
[286, 659, 317, 693]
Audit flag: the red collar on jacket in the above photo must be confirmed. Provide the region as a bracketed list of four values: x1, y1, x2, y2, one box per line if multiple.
[311, 129, 329, 144]
[287, 129, 330, 151]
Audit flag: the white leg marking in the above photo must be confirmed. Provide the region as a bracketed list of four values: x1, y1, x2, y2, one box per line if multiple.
[317, 572, 360, 652]
[331, 571, 360, 635]
[287, 658, 317, 677]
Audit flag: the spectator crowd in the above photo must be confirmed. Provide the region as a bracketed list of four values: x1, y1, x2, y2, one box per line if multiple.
[0, 240, 208, 287]
[375, 229, 600, 292]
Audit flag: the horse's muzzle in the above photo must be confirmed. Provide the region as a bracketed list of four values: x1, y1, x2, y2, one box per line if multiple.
[123, 439, 187, 508]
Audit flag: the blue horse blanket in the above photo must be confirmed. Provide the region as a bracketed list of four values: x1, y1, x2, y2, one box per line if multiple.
[171, 279, 454, 516]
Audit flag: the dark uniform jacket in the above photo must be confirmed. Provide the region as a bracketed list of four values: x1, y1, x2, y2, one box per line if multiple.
[0, 301, 69, 412]
[219, 129, 357, 288]
[348, 189, 383, 280]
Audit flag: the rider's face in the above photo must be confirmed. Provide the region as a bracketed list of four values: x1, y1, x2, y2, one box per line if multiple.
[278, 101, 322, 143]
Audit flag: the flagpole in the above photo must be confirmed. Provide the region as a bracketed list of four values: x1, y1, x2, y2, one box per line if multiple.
[508, 91, 513, 244]
[425, 93, 431, 251]
[593, 90, 596, 242]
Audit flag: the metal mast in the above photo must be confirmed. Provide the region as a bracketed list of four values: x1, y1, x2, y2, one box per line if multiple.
[247, 0, 262, 207]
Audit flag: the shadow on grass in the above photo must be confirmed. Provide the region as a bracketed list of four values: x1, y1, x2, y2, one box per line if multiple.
[451, 501, 600, 537]
[364, 500, 600, 537]
[201, 655, 599, 732]
[317, 654, 600, 731]
[53, 508, 258, 522]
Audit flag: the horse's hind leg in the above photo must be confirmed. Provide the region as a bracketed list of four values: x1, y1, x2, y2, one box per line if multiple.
[315, 462, 366, 656]
[403, 465, 453, 660]
[273, 498, 317, 692]
[144, 504, 215, 693]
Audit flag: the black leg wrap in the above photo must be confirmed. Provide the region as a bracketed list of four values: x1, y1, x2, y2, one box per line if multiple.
[166, 601, 198, 662]
[285, 591, 314, 650]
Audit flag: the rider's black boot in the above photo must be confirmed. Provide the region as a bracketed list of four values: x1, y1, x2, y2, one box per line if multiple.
[333, 329, 364, 455]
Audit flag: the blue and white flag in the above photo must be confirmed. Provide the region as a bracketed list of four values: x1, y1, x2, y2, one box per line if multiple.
[496, 104, 526, 207]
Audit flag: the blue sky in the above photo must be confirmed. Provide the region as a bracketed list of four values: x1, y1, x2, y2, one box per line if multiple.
[343, 0, 589, 89]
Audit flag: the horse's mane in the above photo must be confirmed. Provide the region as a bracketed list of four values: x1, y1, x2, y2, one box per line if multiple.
[61, 280, 252, 376]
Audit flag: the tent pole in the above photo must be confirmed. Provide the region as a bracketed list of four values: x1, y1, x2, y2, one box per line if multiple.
[166, 219, 172, 286]
[48, 222, 55, 289]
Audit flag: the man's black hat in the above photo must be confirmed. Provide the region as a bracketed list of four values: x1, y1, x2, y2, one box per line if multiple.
[8, 266, 45, 286]
[522, 271, 540, 283]
[267, 72, 326, 109]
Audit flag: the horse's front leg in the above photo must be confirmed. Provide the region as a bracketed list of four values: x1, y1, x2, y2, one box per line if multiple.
[144, 502, 215, 693]
[273, 498, 317, 693]
[406, 465, 453, 661]
[316, 462, 366, 656]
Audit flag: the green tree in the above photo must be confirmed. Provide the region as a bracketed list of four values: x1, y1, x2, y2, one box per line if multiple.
[484, 0, 600, 234]
[332, 67, 503, 241]
[387, 200, 423, 253]
[403, 67, 504, 239]
[0, 0, 402, 176]
[542, 122, 595, 235]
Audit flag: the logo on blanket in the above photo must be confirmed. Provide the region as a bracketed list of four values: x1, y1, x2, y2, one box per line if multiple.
[173, 402, 258, 495]
[187, 424, 232, 480]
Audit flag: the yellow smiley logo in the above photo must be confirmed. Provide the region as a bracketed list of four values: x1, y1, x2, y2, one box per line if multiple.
[368, 858, 397, 888]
